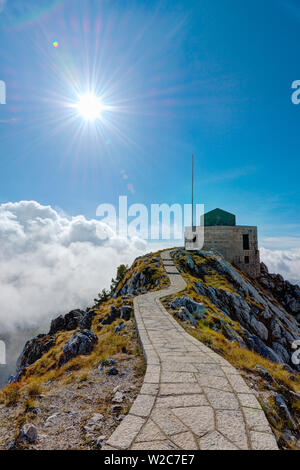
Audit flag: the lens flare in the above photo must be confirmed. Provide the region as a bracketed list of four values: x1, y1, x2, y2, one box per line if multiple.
[53, 40, 59, 48]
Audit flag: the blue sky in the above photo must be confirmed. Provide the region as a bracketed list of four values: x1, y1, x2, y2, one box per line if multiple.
[0, 0, 300, 249]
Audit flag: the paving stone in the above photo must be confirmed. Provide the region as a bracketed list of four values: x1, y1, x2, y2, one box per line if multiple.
[243, 407, 273, 433]
[250, 431, 278, 450]
[204, 388, 240, 410]
[196, 374, 232, 391]
[199, 431, 239, 450]
[159, 383, 202, 396]
[135, 419, 166, 442]
[221, 366, 240, 375]
[195, 364, 225, 376]
[216, 410, 248, 450]
[161, 371, 197, 383]
[162, 362, 198, 372]
[226, 374, 251, 393]
[156, 394, 209, 408]
[238, 393, 261, 409]
[171, 431, 198, 450]
[140, 383, 159, 396]
[151, 408, 188, 435]
[106, 415, 145, 449]
[129, 394, 156, 418]
[172, 406, 215, 437]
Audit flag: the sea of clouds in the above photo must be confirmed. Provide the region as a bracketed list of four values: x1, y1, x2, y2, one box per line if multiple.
[0, 200, 147, 334]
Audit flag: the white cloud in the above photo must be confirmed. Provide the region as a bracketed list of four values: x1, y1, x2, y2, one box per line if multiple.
[260, 246, 300, 285]
[0, 201, 147, 333]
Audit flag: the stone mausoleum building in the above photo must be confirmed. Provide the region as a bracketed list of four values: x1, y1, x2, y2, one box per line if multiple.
[201, 208, 260, 278]
[185, 208, 260, 279]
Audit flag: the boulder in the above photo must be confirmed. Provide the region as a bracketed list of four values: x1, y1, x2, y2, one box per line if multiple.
[250, 316, 269, 341]
[60, 329, 98, 364]
[45, 413, 61, 427]
[171, 296, 206, 319]
[49, 309, 86, 335]
[272, 342, 291, 364]
[245, 332, 281, 364]
[112, 391, 124, 403]
[19, 424, 38, 444]
[175, 306, 197, 325]
[16, 334, 54, 376]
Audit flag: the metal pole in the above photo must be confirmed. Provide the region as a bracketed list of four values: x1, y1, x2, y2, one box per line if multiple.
[192, 154, 195, 232]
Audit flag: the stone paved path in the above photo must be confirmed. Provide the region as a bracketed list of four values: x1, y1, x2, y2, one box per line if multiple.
[104, 251, 278, 450]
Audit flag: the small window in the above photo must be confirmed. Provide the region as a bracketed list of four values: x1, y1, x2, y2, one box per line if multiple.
[244, 256, 250, 264]
[243, 234, 250, 250]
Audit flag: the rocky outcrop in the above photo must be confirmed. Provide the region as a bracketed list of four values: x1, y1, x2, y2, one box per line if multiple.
[100, 305, 133, 327]
[14, 334, 54, 381]
[59, 329, 98, 365]
[171, 248, 300, 372]
[116, 266, 168, 297]
[49, 309, 95, 335]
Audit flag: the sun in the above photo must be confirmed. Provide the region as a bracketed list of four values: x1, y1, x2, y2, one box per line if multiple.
[76, 94, 103, 121]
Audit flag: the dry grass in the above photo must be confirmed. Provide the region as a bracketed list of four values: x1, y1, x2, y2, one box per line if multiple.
[26, 381, 43, 397]
[0, 383, 21, 406]
[185, 321, 300, 393]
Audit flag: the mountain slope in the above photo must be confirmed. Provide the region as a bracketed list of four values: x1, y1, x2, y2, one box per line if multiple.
[0, 248, 299, 450]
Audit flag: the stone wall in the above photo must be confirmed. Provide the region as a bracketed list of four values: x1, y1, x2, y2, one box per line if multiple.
[202, 226, 260, 278]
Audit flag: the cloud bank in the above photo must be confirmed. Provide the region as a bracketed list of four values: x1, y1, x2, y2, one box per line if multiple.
[0, 201, 147, 333]
[260, 246, 300, 285]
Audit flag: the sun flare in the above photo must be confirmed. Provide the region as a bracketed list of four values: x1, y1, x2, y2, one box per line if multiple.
[76, 94, 103, 121]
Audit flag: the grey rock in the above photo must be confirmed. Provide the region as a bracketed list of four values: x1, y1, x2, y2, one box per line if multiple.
[45, 412, 61, 427]
[96, 435, 107, 448]
[274, 394, 297, 430]
[245, 332, 281, 364]
[112, 391, 124, 403]
[176, 306, 197, 325]
[19, 424, 38, 443]
[60, 329, 98, 364]
[272, 342, 291, 364]
[250, 316, 268, 341]
[171, 295, 206, 319]
[49, 309, 85, 335]
[107, 366, 119, 376]
[255, 365, 276, 383]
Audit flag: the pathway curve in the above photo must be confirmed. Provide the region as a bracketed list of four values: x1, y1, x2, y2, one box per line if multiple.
[104, 250, 278, 450]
